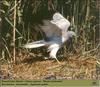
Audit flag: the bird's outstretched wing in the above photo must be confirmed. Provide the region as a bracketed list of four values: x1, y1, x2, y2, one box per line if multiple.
[51, 12, 70, 31]
[40, 20, 62, 39]
[40, 13, 70, 41]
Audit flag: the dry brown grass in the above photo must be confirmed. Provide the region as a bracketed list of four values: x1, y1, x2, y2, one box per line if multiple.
[0, 53, 100, 80]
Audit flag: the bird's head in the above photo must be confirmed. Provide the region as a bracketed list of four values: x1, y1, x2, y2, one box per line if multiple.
[66, 31, 76, 53]
[67, 31, 76, 38]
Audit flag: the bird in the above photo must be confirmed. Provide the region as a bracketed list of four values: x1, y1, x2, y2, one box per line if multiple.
[23, 12, 76, 63]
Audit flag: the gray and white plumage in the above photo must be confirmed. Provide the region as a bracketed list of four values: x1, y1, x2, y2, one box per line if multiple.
[23, 12, 76, 63]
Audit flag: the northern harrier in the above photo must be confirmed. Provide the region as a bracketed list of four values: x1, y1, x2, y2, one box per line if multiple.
[23, 12, 76, 63]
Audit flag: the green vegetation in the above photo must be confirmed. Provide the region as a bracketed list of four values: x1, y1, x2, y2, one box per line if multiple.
[0, 0, 99, 80]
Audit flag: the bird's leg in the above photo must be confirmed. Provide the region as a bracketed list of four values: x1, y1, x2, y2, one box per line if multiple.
[44, 56, 60, 64]
[53, 57, 60, 64]
[49, 47, 60, 64]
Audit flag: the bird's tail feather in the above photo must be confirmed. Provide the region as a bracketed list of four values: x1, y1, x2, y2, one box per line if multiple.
[23, 40, 47, 48]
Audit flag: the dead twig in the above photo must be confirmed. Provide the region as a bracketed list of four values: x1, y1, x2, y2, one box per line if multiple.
[82, 43, 100, 55]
